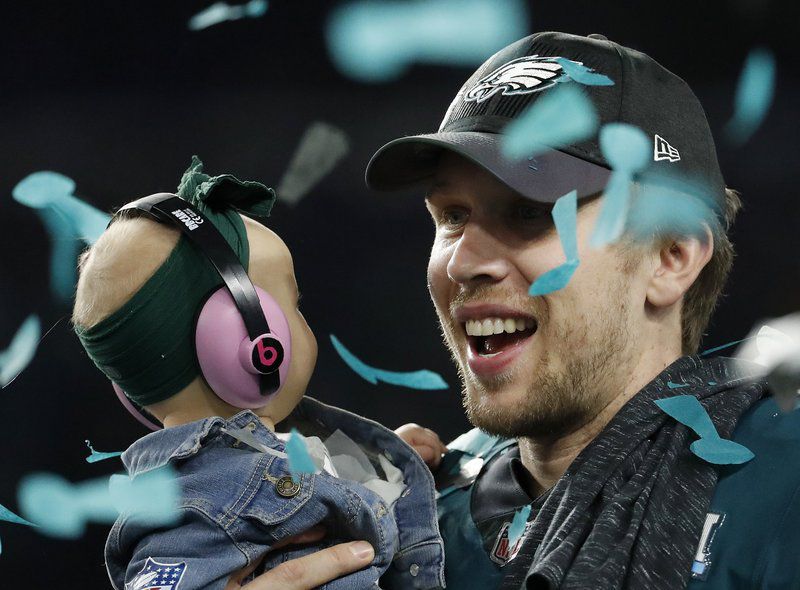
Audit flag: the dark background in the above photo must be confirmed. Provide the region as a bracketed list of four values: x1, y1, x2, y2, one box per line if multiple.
[0, 0, 797, 586]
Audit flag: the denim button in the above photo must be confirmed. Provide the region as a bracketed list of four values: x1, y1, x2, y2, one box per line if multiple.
[409, 563, 419, 577]
[275, 476, 301, 497]
[246, 422, 257, 432]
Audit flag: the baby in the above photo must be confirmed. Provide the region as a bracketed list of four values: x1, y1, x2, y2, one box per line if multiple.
[72, 158, 447, 590]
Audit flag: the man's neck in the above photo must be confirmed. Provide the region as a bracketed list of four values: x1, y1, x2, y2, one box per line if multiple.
[516, 351, 681, 498]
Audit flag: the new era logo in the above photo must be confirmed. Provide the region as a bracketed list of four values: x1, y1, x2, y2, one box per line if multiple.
[654, 134, 680, 162]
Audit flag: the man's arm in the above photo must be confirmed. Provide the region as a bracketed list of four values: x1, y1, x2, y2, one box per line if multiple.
[226, 540, 375, 589]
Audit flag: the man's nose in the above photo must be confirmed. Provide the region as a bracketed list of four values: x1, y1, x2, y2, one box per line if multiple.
[446, 223, 510, 284]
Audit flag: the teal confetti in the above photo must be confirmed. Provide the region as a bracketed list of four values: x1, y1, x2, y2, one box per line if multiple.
[330, 334, 448, 390]
[655, 396, 753, 465]
[724, 48, 776, 146]
[13, 171, 111, 301]
[0, 502, 37, 556]
[285, 429, 317, 478]
[0, 503, 36, 527]
[188, 0, 268, 31]
[84, 440, 122, 464]
[18, 473, 115, 538]
[108, 467, 180, 526]
[590, 124, 650, 247]
[656, 396, 717, 439]
[700, 337, 753, 357]
[667, 381, 690, 390]
[0, 315, 41, 388]
[507, 504, 531, 547]
[529, 191, 579, 296]
[690, 437, 754, 465]
[529, 261, 579, 296]
[555, 58, 614, 86]
[326, 0, 529, 83]
[18, 468, 178, 538]
[624, 175, 717, 243]
[13, 172, 109, 243]
[502, 84, 598, 159]
[708, 381, 717, 386]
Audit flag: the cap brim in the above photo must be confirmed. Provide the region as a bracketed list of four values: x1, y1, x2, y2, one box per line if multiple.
[365, 131, 611, 203]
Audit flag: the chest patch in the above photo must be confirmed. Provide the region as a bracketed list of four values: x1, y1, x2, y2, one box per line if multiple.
[490, 520, 534, 566]
[691, 512, 726, 580]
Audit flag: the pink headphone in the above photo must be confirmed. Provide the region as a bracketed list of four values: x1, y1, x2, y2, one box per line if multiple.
[110, 193, 292, 431]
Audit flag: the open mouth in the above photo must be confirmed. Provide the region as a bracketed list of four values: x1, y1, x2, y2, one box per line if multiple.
[465, 317, 537, 358]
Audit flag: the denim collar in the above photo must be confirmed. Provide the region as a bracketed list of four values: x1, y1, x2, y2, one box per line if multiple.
[122, 409, 270, 477]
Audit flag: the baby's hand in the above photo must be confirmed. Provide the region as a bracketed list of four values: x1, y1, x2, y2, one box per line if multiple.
[395, 423, 448, 470]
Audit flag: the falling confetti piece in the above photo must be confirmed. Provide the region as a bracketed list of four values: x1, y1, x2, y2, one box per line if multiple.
[13, 172, 109, 243]
[700, 337, 753, 357]
[286, 429, 318, 480]
[0, 502, 37, 556]
[502, 84, 598, 160]
[529, 261, 579, 297]
[326, 0, 529, 82]
[188, 0, 268, 31]
[0, 315, 41, 388]
[529, 191, 579, 296]
[276, 122, 350, 205]
[590, 123, 650, 247]
[689, 437, 754, 465]
[655, 396, 753, 465]
[507, 504, 531, 547]
[737, 317, 800, 412]
[12, 171, 111, 301]
[624, 174, 718, 243]
[555, 58, 614, 86]
[18, 468, 178, 538]
[84, 440, 123, 464]
[108, 467, 180, 526]
[18, 473, 115, 538]
[724, 48, 776, 146]
[330, 334, 448, 390]
[667, 381, 690, 390]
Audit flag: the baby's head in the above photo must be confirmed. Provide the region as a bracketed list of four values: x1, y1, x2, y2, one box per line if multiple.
[72, 159, 317, 429]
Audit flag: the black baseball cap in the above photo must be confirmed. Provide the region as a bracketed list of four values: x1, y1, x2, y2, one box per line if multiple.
[365, 31, 726, 211]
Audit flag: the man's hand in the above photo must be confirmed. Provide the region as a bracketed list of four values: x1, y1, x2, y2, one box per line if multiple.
[395, 423, 448, 469]
[225, 527, 374, 590]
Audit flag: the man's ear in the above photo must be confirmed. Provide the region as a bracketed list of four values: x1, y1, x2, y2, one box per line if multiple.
[646, 226, 714, 308]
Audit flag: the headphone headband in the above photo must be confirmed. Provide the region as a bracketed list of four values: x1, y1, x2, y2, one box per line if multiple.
[114, 193, 280, 395]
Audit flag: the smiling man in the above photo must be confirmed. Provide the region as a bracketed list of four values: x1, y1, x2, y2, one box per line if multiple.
[362, 31, 800, 590]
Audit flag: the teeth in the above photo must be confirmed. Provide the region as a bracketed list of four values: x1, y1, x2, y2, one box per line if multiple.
[464, 317, 536, 336]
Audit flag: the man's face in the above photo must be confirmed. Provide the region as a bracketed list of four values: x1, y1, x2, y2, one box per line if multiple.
[425, 152, 646, 439]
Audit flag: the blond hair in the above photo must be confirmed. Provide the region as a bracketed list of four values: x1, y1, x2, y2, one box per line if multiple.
[72, 216, 180, 329]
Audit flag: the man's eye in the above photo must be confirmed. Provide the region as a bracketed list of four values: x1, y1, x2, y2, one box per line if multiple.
[440, 207, 468, 226]
[516, 204, 550, 220]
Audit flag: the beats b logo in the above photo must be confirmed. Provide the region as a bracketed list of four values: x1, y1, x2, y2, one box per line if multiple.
[251, 336, 284, 374]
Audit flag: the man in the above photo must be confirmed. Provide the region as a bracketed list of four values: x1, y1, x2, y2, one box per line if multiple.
[240, 31, 800, 590]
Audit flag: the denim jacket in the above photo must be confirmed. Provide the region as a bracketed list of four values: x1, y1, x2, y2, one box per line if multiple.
[105, 396, 445, 590]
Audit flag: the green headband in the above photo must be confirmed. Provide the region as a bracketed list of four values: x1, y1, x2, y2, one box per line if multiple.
[75, 156, 276, 406]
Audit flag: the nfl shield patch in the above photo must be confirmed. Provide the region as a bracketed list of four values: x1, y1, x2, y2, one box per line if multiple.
[490, 520, 533, 566]
[126, 558, 187, 590]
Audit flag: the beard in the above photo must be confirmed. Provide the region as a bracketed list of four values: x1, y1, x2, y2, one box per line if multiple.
[440, 281, 634, 440]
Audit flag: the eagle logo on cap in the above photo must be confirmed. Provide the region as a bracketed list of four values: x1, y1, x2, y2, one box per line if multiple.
[464, 55, 569, 103]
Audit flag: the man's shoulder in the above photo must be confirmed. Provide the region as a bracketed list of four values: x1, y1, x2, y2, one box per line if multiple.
[692, 397, 800, 588]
